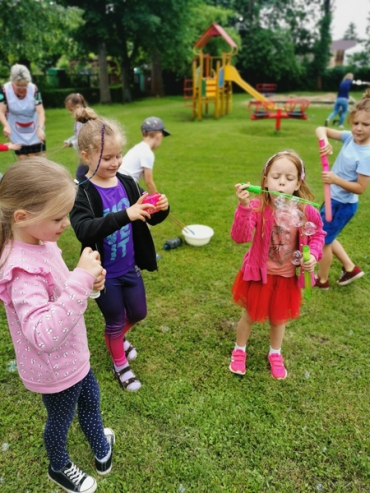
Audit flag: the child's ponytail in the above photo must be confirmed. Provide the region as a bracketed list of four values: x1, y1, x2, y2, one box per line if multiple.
[74, 107, 98, 124]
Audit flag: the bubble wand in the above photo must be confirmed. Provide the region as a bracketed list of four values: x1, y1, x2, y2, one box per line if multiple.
[318, 139, 332, 222]
[302, 245, 312, 299]
[242, 184, 320, 208]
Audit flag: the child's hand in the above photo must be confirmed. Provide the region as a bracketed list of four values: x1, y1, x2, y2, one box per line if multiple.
[127, 195, 152, 222]
[3, 124, 11, 139]
[319, 141, 333, 157]
[235, 183, 250, 207]
[321, 170, 337, 185]
[7, 142, 21, 150]
[92, 268, 106, 292]
[154, 193, 168, 211]
[77, 248, 103, 278]
[302, 254, 317, 272]
[37, 127, 45, 142]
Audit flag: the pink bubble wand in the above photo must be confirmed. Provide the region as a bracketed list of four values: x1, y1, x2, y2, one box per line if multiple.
[318, 139, 332, 222]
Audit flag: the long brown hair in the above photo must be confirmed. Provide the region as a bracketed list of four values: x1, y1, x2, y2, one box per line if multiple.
[0, 158, 76, 267]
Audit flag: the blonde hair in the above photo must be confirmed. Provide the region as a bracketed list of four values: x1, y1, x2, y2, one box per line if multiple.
[0, 158, 76, 265]
[76, 108, 126, 157]
[348, 89, 370, 123]
[257, 150, 315, 213]
[65, 93, 88, 110]
[10, 64, 32, 83]
[343, 73, 354, 81]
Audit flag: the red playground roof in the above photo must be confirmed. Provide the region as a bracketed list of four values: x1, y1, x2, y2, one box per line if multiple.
[194, 23, 237, 49]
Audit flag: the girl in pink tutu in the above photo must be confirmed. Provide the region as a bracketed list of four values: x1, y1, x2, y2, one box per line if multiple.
[229, 151, 325, 379]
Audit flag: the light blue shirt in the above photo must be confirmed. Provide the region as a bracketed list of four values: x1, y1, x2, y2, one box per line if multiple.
[331, 131, 370, 203]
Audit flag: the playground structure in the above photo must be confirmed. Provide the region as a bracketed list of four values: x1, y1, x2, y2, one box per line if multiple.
[248, 99, 310, 130]
[184, 23, 270, 120]
[184, 24, 310, 128]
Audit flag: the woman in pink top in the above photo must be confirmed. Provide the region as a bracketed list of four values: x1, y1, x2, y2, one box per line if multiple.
[229, 151, 325, 380]
[0, 158, 114, 493]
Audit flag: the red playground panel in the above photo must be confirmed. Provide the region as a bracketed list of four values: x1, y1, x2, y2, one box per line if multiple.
[248, 99, 310, 130]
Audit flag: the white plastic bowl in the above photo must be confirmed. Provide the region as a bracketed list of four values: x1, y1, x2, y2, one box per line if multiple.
[181, 224, 214, 246]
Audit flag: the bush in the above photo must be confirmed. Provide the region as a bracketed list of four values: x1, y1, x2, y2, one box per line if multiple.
[39, 85, 124, 108]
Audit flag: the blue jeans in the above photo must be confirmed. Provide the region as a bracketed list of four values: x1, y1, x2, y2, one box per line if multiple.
[327, 97, 348, 126]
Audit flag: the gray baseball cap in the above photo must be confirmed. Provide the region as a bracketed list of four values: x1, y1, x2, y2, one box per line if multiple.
[141, 116, 171, 136]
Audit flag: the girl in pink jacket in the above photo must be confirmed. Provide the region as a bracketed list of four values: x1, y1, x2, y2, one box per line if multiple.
[229, 150, 325, 380]
[0, 158, 114, 493]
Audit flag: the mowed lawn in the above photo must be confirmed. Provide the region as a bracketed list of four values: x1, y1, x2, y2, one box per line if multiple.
[1, 92, 370, 492]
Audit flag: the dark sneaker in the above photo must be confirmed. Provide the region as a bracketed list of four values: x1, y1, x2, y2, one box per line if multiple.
[337, 266, 364, 286]
[314, 275, 329, 290]
[324, 119, 329, 127]
[95, 428, 115, 476]
[48, 462, 97, 493]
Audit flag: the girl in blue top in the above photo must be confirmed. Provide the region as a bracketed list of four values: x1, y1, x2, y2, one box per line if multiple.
[315, 91, 370, 289]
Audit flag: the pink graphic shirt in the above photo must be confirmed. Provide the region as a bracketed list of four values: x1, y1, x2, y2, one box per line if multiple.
[0, 241, 96, 394]
[266, 223, 298, 277]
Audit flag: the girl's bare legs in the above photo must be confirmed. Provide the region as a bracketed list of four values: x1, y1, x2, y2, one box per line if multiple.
[236, 309, 253, 347]
[331, 239, 354, 272]
[229, 310, 252, 375]
[317, 244, 333, 282]
[269, 323, 285, 350]
[268, 322, 287, 380]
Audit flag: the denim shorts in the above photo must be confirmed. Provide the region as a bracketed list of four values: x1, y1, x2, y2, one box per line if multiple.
[321, 199, 358, 245]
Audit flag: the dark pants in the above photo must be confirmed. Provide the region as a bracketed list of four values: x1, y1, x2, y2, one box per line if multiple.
[42, 369, 109, 471]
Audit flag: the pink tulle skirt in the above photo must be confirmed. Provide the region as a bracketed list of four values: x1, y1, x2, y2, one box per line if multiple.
[232, 270, 301, 325]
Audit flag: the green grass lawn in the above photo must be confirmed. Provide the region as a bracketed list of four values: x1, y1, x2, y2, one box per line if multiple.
[1, 93, 370, 492]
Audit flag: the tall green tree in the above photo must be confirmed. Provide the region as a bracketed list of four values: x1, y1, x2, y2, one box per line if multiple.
[0, 0, 83, 71]
[57, 0, 114, 103]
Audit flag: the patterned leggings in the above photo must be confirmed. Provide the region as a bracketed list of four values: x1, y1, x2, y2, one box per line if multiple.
[42, 369, 110, 471]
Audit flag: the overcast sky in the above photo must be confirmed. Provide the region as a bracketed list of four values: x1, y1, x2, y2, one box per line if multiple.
[331, 0, 369, 40]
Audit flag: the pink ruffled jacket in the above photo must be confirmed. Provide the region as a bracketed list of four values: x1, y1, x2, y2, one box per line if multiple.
[231, 199, 326, 288]
[0, 241, 96, 394]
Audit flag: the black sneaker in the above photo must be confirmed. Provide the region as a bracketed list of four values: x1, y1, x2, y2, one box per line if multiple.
[95, 427, 115, 476]
[48, 461, 97, 493]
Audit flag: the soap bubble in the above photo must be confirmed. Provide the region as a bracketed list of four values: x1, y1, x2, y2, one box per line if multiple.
[303, 221, 317, 236]
[290, 209, 305, 227]
[273, 196, 287, 208]
[291, 250, 302, 266]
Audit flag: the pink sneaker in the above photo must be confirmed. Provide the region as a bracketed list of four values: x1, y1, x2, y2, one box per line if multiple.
[229, 349, 246, 375]
[268, 353, 287, 380]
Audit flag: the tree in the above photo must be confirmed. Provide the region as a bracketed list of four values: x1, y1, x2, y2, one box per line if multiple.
[346, 13, 370, 68]
[0, 0, 83, 71]
[311, 0, 332, 90]
[343, 22, 360, 42]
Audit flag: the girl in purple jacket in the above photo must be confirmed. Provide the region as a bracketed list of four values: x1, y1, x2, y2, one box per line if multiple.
[0, 158, 114, 493]
[229, 151, 325, 380]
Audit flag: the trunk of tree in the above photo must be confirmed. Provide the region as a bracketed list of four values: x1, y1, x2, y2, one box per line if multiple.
[150, 47, 164, 97]
[119, 39, 133, 103]
[121, 62, 132, 103]
[98, 42, 111, 104]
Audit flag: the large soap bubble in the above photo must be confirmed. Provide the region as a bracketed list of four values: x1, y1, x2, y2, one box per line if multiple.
[302, 221, 317, 236]
[291, 250, 302, 266]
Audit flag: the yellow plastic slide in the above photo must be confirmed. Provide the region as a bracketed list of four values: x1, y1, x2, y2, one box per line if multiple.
[224, 65, 269, 103]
